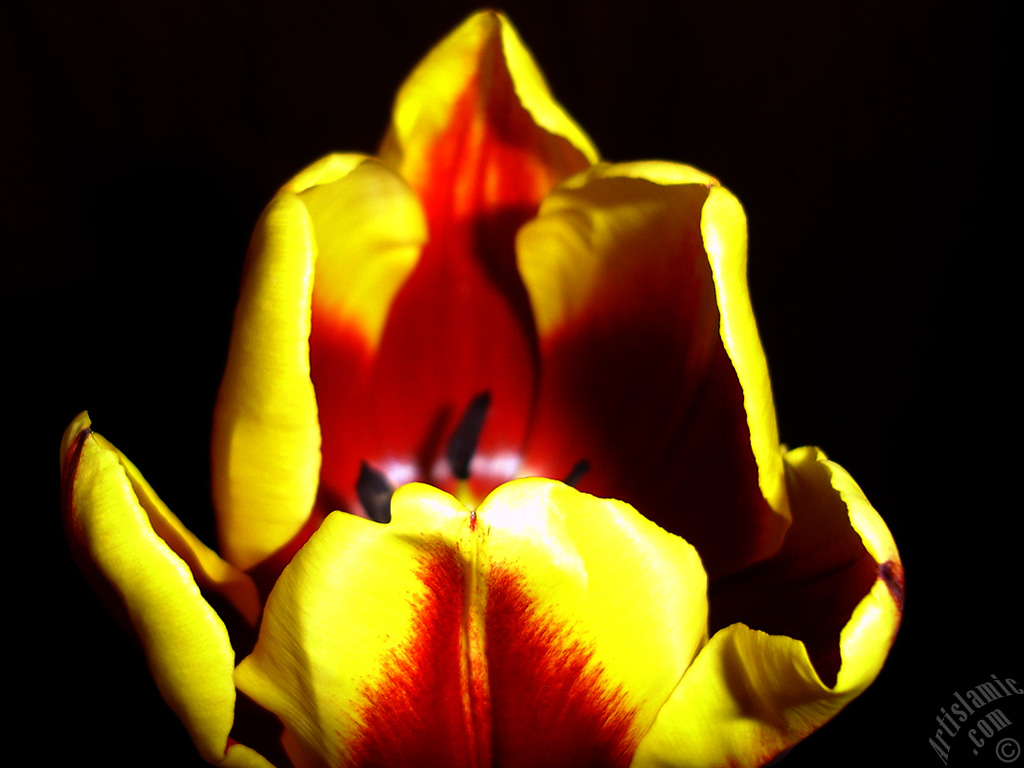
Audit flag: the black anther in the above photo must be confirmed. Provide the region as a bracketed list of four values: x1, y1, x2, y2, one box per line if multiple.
[563, 459, 590, 488]
[357, 461, 394, 523]
[446, 391, 491, 480]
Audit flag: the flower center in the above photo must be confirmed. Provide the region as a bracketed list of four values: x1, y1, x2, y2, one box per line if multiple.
[356, 392, 589, 523]
[357, 392, 492, 522]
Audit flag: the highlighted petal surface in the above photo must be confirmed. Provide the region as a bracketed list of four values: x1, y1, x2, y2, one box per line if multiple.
[212, 191, 323, 572]
[631, 447, 902, 768]
[236, 479, 707, 768]
[61, 413, 270, 768]
[518, 163, 788, 578]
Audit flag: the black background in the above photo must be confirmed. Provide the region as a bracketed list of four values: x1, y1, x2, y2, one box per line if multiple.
[6, 0, 1015, 766]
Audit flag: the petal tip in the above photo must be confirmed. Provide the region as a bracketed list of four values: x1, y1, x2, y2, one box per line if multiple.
[60, 410, 92, 465]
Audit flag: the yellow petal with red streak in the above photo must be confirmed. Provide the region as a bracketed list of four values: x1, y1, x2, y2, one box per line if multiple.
[236, 479, 707, 768]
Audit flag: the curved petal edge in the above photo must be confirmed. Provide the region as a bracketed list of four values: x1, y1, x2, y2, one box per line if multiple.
[702, 186, 787, 521]
[631, 447, 902, 768]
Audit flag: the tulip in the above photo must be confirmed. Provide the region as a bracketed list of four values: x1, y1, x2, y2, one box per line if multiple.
[61, 10, 903, 768]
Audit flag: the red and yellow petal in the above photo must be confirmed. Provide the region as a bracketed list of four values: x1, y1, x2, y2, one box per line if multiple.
[213, 156, 425, 568]
[290, 154, 427, 353]
[518, 162, 788, 579]
[299, 156, 428, 518]
[630, 447, 902, 768]
[61, 413, 271, 768]
[235, 479, 707, 768]
[378, 10, 597, 208]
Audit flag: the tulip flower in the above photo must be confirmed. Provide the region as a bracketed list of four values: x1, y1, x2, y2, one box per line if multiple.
[61, 10, 903, 768]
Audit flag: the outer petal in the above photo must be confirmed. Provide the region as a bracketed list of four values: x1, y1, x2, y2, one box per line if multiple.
[630, 447, 902, 767]
[518, 162, 788, 579]
[61, 413, 271, 768]
[213, 156, 425, 567]
[236, 479, 707, 768]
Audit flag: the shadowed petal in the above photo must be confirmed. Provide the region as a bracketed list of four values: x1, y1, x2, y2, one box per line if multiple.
[707, 447, 902, 684]
[518, 162, 788, 579]
[630, 447, 902, 768]
[235, 479, 707, 768]
[61, 413, 271, 768]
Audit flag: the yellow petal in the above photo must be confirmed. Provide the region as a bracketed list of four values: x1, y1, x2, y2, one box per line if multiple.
[518, 161, 719, 337]
[630, 448, 902, 768]
[211, 190, 321, 572]
[61, 413, 272, 768]
[518, 162, 788, 578]
[236, 479, 707, 768]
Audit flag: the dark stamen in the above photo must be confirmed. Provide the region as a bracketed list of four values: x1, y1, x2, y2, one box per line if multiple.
[563, 459, 590, 488]
[357, 461, 393, 523]
[446, 391, 491, 480]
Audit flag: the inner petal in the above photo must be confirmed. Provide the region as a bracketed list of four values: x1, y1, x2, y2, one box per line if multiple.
[309, 13, 595, 515]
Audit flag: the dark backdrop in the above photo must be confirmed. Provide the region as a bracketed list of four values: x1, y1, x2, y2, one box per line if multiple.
[5, 1, 1013, 766]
